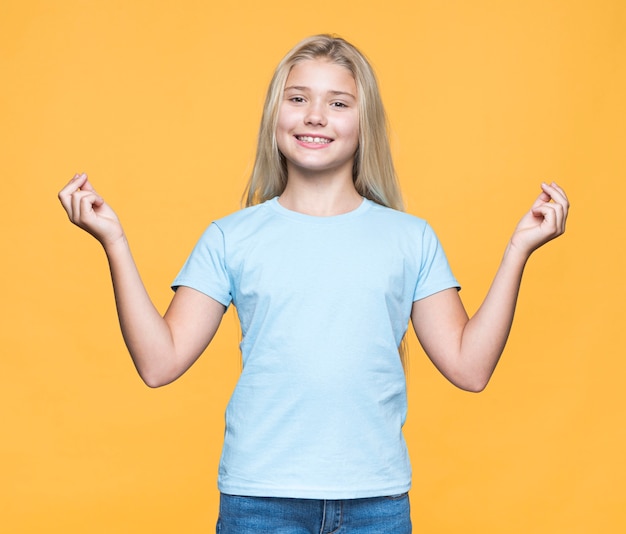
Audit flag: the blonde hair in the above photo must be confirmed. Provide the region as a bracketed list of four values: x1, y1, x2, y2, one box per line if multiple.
[243, 34, 404, 212]
[244, 35, 409, 370]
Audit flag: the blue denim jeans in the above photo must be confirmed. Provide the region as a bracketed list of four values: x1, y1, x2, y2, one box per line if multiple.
[216, 492, 411, 533]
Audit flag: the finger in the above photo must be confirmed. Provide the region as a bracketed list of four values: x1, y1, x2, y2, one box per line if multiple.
[74, 175, 104, 209]
[531, 205, 557, 236]
[79, 176, 98, 194]
[542, 184, 568, 230]
[58, 173, 90, 212]
[532, 203, 565, 236]
[541, 182, 570, 210]
[549, 183, 569, 226]
[68, 172, 88, 189]
[529, 190, 552, 210]
[59, 173, 85, 205]
[80, 180, 104, 208]
[70, 190, 101, 224]
[70, 189, 86, 222]
[548, 181, 568, 201]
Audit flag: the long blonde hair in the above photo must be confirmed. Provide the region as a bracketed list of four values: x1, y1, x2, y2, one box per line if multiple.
[244, 34, 404, 212]
[244, 35, 409, 370]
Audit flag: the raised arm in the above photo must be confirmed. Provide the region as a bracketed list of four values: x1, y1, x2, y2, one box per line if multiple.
[411, 182, 569, 392]
[58, 173, 225, 387]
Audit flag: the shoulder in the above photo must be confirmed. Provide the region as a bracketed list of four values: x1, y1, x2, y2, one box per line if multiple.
[198, 199, 281, 246]
[362, 201, 450, 261]
[213, 199, 274, 230]
[188, 201, 275, 250]
[364, 200, 431, 233]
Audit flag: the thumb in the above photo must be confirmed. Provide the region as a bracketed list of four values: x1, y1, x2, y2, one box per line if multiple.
[77, 175, 105, 207]
[79, 175, 97, 194]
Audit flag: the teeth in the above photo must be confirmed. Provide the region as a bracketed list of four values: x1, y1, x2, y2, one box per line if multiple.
[298, 136, 331, 144]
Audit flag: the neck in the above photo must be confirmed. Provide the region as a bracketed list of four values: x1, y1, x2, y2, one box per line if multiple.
[279, 168, 362, 217]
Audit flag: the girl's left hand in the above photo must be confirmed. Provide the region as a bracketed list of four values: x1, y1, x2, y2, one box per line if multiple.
[510, 182, 569, 257]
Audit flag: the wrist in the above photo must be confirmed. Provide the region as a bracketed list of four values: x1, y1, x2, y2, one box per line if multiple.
[102, 232, 130, 257]
[503, 240, 532, 268]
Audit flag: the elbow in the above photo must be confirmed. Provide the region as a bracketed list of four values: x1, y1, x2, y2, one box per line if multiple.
[451, 372, 492, 393]
[142, 375, 170, 389]
[136, 365, 178, 389]
[129, 349, 182, 388]
[460, 379, 489, 393]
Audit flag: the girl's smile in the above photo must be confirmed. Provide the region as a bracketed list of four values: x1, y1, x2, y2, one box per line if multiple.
[295, 135, 332, 145]
[276, 59, 359, 180]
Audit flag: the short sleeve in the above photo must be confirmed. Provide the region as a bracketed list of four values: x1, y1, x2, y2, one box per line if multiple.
[412, 223, 460, 302]
[171, 223, 233, 308]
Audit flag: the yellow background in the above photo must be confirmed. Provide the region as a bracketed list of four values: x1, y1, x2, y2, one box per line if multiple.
[2, 0, 624, 532]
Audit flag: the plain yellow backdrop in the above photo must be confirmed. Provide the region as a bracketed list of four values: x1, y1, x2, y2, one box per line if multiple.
[2, 0, 624, 532]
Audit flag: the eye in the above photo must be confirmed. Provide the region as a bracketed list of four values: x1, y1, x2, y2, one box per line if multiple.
[289, 96, 305, 103]
[331, 101, 348, 108]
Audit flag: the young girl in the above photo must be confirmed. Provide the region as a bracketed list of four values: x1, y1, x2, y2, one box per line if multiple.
[58, 35, 568, 533]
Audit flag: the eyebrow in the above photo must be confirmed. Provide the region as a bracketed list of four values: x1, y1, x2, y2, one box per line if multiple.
[284, 85, 356, 99]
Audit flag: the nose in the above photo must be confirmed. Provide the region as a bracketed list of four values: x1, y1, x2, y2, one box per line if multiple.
[304, 100, 327, 126]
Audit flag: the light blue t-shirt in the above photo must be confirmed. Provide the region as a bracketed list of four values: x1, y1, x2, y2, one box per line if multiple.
[172, 197, 459, 499]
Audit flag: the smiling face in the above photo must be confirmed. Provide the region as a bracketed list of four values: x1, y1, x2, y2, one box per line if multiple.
[276, 59, 360, 182]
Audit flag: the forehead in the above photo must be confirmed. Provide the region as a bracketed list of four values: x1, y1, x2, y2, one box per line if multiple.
[285, 59, 356, 94]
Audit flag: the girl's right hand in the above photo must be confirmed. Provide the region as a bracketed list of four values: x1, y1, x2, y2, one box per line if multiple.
[58, 173, 124, 247]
